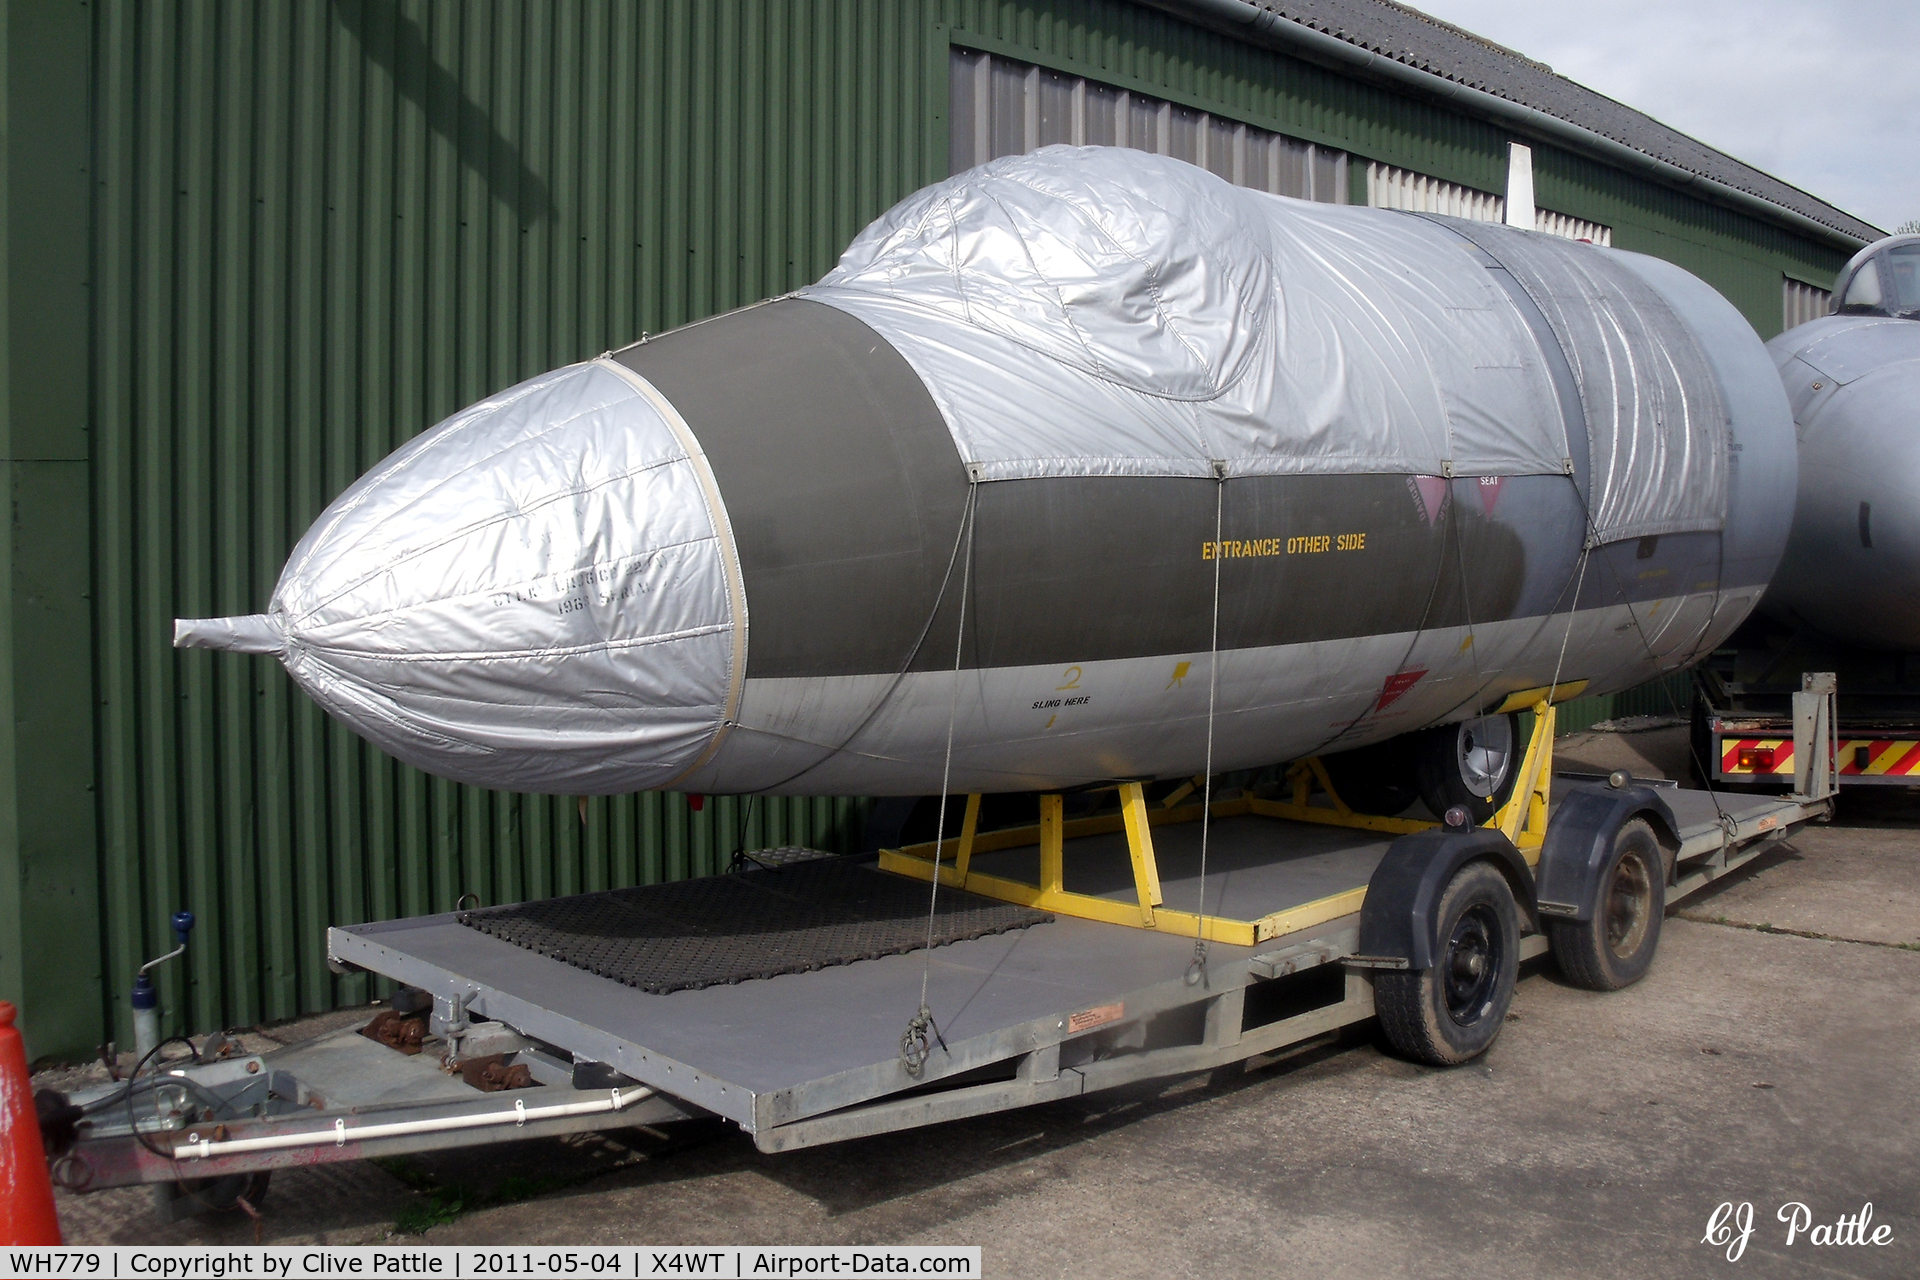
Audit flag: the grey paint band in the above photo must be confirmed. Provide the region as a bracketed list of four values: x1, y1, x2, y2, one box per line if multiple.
[622, 299, 1760, 682]
[615, 299, 972, 681]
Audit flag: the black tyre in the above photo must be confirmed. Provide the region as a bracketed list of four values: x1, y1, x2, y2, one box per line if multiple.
[1373, 861, 1520, 1066]
[1320, 736, 1419, 816]
[1549, 818, 1666, 991]
[1413, 714, 1521, 823]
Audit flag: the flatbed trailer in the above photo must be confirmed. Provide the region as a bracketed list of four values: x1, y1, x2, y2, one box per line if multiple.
[46, 700, 1836, 1222]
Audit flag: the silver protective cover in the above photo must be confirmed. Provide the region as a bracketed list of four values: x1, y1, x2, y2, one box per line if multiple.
[805, 146, 1726, 542]
[168, 146, 1749, 796]
[176, 358, 746, 794]
[1438, 218, 1730, 542]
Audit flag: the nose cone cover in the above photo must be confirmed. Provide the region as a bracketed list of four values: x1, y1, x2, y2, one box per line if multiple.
[211, 359, 745, 793]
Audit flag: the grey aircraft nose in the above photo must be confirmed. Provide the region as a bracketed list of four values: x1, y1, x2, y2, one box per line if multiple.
[1769, 354, 1920, 648]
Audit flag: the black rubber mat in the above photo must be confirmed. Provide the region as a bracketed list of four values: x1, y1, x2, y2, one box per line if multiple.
[457, 857, 1052, 993]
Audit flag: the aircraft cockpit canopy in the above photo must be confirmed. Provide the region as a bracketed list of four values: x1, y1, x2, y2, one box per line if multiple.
[1834, 236, 1920, 320]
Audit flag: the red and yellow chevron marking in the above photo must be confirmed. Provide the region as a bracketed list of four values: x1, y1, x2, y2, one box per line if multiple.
[1721, 737, 1920, 777]
[1839, 739, 1920, 777]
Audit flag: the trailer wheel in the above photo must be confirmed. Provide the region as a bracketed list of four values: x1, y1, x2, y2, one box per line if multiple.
[1373, 860, 1519, 1066]
[1549, 818, 1666, 991]
[1413, 714, 1520, 824]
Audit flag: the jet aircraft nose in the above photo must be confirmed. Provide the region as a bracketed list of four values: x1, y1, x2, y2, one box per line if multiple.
[175, 358, 745, 794]
[1770, 365, 1920, 648]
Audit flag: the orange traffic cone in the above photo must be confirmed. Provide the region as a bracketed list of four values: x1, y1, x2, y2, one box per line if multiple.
[0, 1002, 61, 1244]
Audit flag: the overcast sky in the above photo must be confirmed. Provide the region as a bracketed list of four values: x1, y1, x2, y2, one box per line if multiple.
[1404, 0, 1916, 236]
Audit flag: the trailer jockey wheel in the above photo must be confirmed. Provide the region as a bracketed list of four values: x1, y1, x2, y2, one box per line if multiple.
[1413, 714, 1520, 824]
[1549, 818, 1666, 991]
[1373, 861, 1519, 1066]
[180, 1171, 271, 1216]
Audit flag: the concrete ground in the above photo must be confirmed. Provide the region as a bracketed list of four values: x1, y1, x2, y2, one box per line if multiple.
[48, 727, 1919, 1277]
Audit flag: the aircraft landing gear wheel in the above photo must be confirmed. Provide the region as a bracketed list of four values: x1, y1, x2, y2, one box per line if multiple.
[1413, 714, 1520, 824]
[1550, 818, 1666, 991]
[1320, 736, 1419, 816]
[1373, 861, 1519, 1066]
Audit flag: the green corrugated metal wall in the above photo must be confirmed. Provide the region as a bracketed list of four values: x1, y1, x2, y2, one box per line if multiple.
[80, 0, 947, 1058]
[0, 0, 1863, 1059]
[939, 1, 1851, 334]
[1554, 672, 1698, 736]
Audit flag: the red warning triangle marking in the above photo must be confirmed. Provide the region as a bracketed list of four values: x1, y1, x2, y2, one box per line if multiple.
[1408, 476, 1450, 526]
[1376, 668, 1427, 711]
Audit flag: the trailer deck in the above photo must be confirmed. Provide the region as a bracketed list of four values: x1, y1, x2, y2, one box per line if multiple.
[320, 779, 1820, 1146]
[55, 755, 1831, 1202]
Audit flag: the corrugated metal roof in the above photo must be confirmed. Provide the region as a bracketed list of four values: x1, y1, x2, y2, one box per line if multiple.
[1245, 0, 1883, 243]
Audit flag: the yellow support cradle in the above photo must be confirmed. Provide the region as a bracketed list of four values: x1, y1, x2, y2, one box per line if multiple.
[879, 703, 1557, 944]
